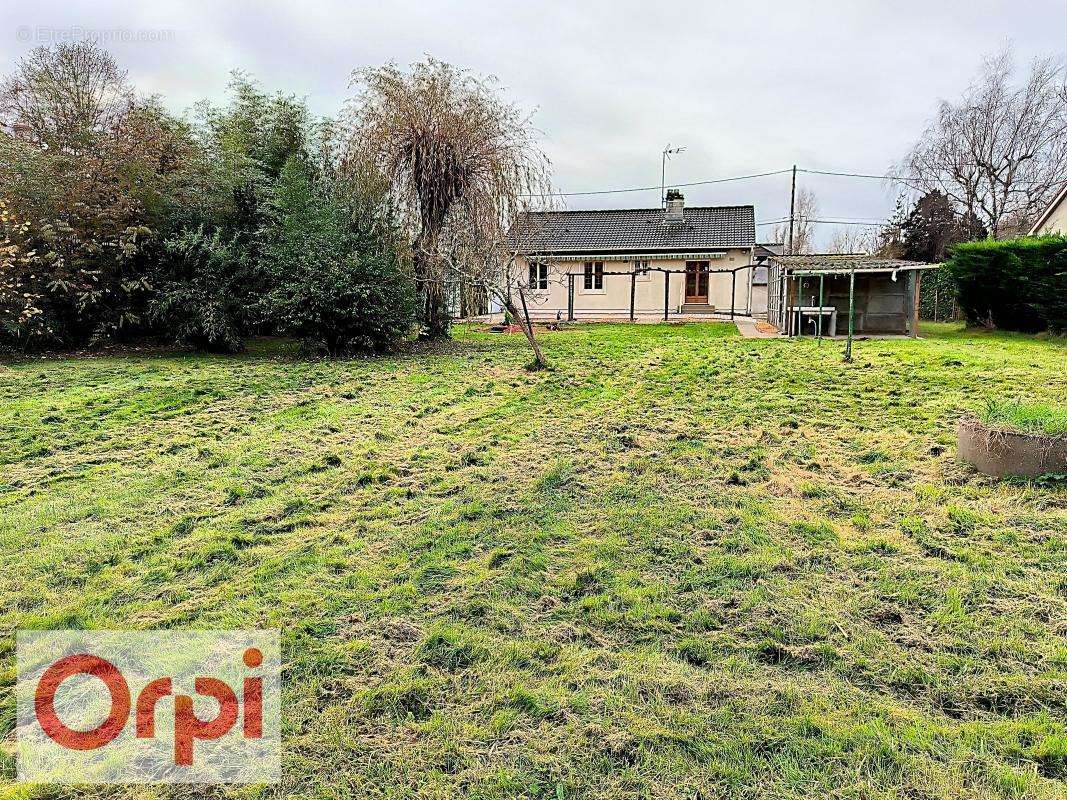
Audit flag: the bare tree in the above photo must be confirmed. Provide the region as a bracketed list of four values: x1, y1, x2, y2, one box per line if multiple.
[346, 58, 551, 345]
[773, 187, 819, 254]
[440, 190, 559, 366]
[0, 42, 133, 156]
[826, 225, 875, 254]
[901, 48, 1067, 238]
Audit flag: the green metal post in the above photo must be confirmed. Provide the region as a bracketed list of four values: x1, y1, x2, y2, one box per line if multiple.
[730, 271, 736, 320]
[908, 270, 919, 338]
[787, 277, 795, 337]
[630, 270, 637, 322]
[663, 270, 670, 321]
[844, 267, 856, 363]
[817, 274, 824, 344]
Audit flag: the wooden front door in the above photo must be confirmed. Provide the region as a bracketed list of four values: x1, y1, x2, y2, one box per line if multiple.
[685, 261, 709, 303]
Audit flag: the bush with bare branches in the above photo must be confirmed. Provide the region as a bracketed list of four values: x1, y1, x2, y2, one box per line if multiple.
[772, 187, 819, 254]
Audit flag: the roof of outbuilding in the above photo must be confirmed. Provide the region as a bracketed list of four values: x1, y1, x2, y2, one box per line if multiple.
[510, 206, 756, 254]
[755, 242, 784, 257]
[768, 253, 938, 273]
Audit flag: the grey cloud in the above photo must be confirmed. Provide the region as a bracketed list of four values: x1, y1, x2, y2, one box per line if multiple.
[2, 0, 1063, 246]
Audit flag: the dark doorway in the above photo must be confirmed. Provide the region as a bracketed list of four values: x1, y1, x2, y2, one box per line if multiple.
[685, 261, 709, 303]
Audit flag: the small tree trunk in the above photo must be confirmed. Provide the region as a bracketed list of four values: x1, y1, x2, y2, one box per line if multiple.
[413, 236, 450, 340]
[422, 279, 450, 339]
[502, 294, 546, 368]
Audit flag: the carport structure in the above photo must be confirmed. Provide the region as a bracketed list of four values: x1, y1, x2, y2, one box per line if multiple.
[766, 254, 939, 340]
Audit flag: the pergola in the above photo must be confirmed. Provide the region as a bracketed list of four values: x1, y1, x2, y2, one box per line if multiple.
[766, 254, 940, 360]
[552, 261, 753, 322]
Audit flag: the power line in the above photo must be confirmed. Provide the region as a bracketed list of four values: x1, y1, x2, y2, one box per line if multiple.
[531, 164, 1066, 198]
[798, 168, 913, 181]
[524, 162, 1066, 240]
[530, 168, 792, 197]
[810, 220, 887, 227]
[759, 214, 888, 223]
[798, 167, 1067, 187]
[756, 218, 889, 228]
[810, 219, 887, 227]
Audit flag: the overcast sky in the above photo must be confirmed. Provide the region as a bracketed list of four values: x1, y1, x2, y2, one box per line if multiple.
[2, 0, 1064, 246]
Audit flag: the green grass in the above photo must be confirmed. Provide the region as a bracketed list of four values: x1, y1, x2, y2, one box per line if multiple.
[1, 321, 1066, 799]
[981, 399, 1067, 438]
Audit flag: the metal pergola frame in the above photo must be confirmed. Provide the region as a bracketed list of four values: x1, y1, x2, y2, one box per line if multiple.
[766, 257, 939, 361]
[551, 264, 754, 322]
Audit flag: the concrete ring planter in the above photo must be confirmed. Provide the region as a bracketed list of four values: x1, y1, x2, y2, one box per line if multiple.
[957, 418, 1067, 478]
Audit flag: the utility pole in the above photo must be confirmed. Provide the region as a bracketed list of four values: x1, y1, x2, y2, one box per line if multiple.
[661, 144, 686, 207]
[787, 164, 797, 254]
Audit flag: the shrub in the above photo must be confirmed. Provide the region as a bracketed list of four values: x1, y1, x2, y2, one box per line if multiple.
[945, 236, 1067, 333]
[256, 158, 414, 355]
[917, 264, 962, 322]
[0, 46, 215, 351]
[0, 198, 51, 350]
[0, 139, 156, 351]
[149, 226, 248, 353]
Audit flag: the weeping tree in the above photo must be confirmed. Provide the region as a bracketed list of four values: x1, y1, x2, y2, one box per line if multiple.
[346, 58, 552, 353]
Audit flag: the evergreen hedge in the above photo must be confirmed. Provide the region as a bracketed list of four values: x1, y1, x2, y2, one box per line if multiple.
[945, 235, 1067, 333]
[917, 264, 962, 322]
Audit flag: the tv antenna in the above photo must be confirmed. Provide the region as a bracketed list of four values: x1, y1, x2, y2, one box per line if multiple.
[661, 144, 686, 207]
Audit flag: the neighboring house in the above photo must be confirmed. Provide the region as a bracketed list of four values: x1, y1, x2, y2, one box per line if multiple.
[1028, 183, 1067, 235]
[509, 193, 757, 319]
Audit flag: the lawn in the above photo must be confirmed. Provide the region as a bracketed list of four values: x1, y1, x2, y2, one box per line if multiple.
[1, 322, 1065, 800]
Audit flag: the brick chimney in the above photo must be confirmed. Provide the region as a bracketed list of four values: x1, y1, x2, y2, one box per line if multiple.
[664, 189, 684, 223]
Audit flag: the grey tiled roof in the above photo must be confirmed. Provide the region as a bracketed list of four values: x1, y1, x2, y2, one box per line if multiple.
[511, 206, 756, 253]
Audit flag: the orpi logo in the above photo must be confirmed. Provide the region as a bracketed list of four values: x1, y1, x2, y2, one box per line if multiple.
[17, 631, 279, 784]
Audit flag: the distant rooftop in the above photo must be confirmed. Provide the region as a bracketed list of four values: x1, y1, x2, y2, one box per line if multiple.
[755, 242, 784, 257]
[510, 205, 756, 254]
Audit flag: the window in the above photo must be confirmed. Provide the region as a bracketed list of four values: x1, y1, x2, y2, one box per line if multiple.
[583, 261, 604, 290]
[528, 261, 549, 290]
[633, 259, 651, 281]
[752, 265, 769, 286]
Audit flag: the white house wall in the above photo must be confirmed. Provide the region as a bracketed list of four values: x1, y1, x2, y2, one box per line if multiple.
[512, 251, 754, 319]
[1035, 199, 1067, 234]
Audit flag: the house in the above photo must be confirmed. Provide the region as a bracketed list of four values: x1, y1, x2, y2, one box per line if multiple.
[765, 254, 938, 337]
[510, 192, 757, 320]
[1028, 183, 1067, 235]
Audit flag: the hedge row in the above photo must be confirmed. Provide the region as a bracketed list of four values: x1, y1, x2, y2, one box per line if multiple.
[917, 265, 963, 322]
[945, 236, 1067, 333]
